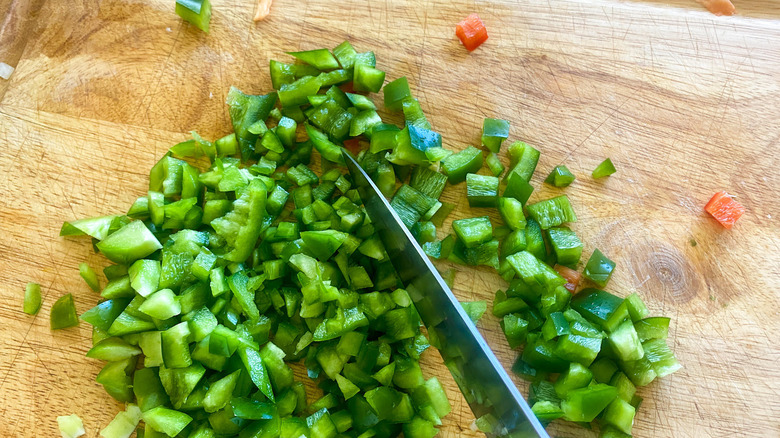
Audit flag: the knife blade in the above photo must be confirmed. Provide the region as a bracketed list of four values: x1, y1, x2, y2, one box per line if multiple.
[343, 151, 549, 438]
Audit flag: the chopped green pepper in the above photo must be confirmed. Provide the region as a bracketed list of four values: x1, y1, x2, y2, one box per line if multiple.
[466, 173, 500, 208]
[545, 165, 576, 188]
[527, 195, 578, 229]
[481, 118, 510, 153]
[583, 248, 616, 288]
[592, 158, 617, 178]
[452, 216, 493, 249]
[485, 152, 505, 177]
[384, 77, 412, 112]
[23, 282, 42, 315]
[442, 146, 483, 184]
[50, 293, 79, 330]
[175, 0, 211, 32]
[547, 227, 583, 266]
[96, 221, 163, 265]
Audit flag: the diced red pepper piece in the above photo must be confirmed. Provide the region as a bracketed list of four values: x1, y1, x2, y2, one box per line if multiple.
[554, 264, 581, 294]
[456, 14, 488, 52]
[705, 191, 744, 229]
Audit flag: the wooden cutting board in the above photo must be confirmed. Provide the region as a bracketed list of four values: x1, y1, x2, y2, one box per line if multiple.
[0, 0, 778, 436]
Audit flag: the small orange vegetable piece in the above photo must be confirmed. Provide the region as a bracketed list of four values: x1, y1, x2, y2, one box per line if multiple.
[705, 191, 744, 229]
[456, 14, 488, 52]
[554, 264, 581, 294]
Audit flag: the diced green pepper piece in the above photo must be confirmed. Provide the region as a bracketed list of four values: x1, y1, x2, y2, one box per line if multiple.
[211, 178, 267, 262]
[547, 227, 583, 266]
[481, 118, 510, 153]
[333, 40, 357, 68]
[590, 358, 619, 384]
[442, 146, 483, 184]
[128, 259, 161, 298]
[642, 338, 682, 377]
[133, 367, 169, 412]
[354, 64, 386, 93]
[461, 301, 487, 324]
[57, 414, 85, 438]
[239, 346, 275, 402]
[503, 171, 534, 205]
[409, 166, 447, 199]
[602, 398, 635, 435]
[161, 321, 192, 368]
[452, 216, 492, 249]
[305, 124, 345, 165]
[87, 337, 141, 361]
[506, 141, 540, 181]
[23, 282, 42, 315]
[541, 311, 570, 341]
[610, 371, 637, 402]
[279, 76, 322, 108]
[60, 215, 118, 240]
[288, 49, 340, 70]
[175, 0, 211, 32]
[501, 313, 529, 348]
[583, 248, 616, 288]
[506, 251, 565, 296]
[634, 317, 670, 342]
[624, 292, 649, 322]
[370, 124, 400, 153]
[307, 408, 338, 438]
[402, 416, 438, 438]
[592, 158, 617, 178]
[50, 293, 79, 330]
[142, 406, 193, 437]
[99, 404, 142, 438]
[301, 230, 348, 260]
[522, 333, 568, 372]
[545, 165, 576, 187]
[97, 221, 162, 265]
[498, 197, 527, 231]
[226, 87, 278, 160]
[554, 362, 593, 398]
[347, 92, 376, 110]
[527, 195, 577, 229]
[78, 263, 100, 292]
[382, 77, 411, 112]
[386, 127, 429, 166]
[485, 152, 505, 177]
[555, 333, 602, 366]
[139, 289, 181, 320]
[570, 288, 629, 333]
[466, 173, 499, 208]
[561, 383, 618, 422]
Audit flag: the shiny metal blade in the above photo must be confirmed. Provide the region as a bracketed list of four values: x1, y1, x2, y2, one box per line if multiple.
[343, 151, 549, 438]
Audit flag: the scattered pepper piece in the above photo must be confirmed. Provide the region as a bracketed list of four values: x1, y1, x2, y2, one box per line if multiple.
[705, 191, 744, 229]
[456, 14, 489, 52]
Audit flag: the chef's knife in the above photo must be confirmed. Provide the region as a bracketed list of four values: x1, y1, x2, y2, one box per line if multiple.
[343, 151, 549, 438]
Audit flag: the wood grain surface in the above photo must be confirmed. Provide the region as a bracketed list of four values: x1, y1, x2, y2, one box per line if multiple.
[1, 0, 779, 437]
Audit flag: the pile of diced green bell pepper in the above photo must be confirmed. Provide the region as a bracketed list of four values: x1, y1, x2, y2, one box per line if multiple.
[54, 39, 677, 438]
